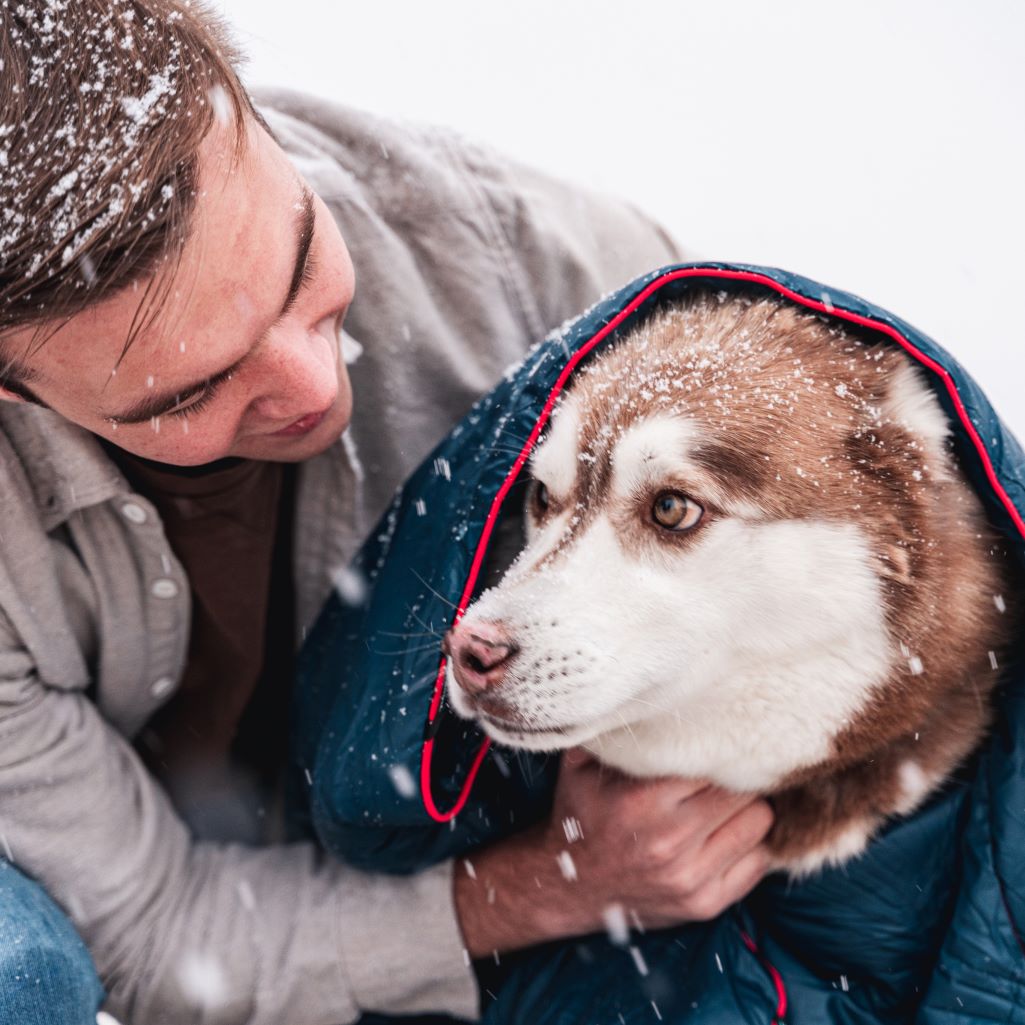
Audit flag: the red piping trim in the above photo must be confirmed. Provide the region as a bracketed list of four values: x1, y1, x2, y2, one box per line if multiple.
[740, 928, 788, 1024]
[419, 266, 1025, 823]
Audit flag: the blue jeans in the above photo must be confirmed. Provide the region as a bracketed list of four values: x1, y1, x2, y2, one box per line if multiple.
[0, 860, 105, 1025]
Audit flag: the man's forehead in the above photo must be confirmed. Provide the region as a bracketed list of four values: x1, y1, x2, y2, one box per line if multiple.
[20, 120, 298, 389]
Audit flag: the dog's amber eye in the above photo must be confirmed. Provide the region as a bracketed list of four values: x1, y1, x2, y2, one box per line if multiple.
[652, 492, 703, 531]
[533, 481, 550, 517]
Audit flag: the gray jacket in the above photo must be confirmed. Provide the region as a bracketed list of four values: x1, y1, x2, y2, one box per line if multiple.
[0, 90, 682, 1024]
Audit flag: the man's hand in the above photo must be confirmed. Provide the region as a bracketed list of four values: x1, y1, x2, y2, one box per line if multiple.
[454, 749, 774, 957]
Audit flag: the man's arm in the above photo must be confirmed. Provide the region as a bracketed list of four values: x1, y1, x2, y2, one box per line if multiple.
[0, 607, 477, 1025]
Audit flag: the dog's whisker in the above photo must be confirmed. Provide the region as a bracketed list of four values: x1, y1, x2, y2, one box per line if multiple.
[613, 708, 641, 749]
[369, 639, 443, 657]
[410, 569, 461, 613]
[621, 694, 700, 728]
[378, 627, 444, 639]
[409, 607, 447, 638]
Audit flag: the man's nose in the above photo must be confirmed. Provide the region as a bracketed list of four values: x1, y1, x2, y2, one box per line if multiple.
[249, 326, 338, 421]
[445, 621, 519, 697]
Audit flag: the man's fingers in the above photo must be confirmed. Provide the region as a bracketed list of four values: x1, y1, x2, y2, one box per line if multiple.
[706, 845, 773, 915]
[680, 786, 765, 840]
[648, 775, 711, 805]
[604, 767, 710, 807]
[560, 750, 708, 806]
[698, 798, 775, 876]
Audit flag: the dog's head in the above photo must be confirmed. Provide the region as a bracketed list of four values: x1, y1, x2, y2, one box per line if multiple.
[445, 293, 976, 788]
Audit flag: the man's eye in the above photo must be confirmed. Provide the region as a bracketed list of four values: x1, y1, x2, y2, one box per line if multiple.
[299, 250, 319, 290]
[167, 388, 217, 420]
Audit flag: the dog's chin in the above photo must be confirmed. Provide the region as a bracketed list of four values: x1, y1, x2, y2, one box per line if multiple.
[445, 669, 613, 751]
[476, 715, 582, 752]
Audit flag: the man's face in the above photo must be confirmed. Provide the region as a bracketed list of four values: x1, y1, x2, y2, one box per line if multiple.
[1, 117, 356, 465]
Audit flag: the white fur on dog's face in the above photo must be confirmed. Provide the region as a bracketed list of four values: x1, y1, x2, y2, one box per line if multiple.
[447, 395, 893, 792]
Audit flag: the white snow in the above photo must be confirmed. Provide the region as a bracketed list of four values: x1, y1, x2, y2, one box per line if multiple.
[331, 564, 368, 605]
[2, 1, 183, 272]
[235, 879, 256, 912]
[555, 849, 577, 881]
[177, 951, 228, 1011]
[339, 327, 364, 365]
[629, 945, 649, 976]
[602, 903, 629, 946]
[561, 815, 583, 843]
[207, 84, 232, 125]
[386, 763, 417, 799]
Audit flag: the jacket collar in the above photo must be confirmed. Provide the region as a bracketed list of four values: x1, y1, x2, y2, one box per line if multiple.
[0, 403, 127, 531]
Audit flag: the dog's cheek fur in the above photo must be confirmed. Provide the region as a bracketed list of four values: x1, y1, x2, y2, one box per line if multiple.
[588, 517, 894, 790]
[464, 512, 897, 793]
[530, 395, 582, 500]
[456, 515, 700, 734]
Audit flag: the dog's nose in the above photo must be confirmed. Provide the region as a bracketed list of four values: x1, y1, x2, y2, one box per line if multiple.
[445, 621, 519, 697]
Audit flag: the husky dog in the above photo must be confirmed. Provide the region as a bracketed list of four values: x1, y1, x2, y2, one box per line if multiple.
[444, 291, 1016, 874]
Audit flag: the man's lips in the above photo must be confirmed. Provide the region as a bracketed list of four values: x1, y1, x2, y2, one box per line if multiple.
[271, 407, 331, 437]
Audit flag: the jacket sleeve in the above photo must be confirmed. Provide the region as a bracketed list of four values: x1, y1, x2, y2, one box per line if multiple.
[0, 608, 478, 1025]
[454, 132, 690, 342]
[255, 87, 689, 351]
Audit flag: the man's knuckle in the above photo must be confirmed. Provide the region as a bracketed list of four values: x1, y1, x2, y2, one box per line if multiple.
[671, 863, 702, 897]
[685, 889, 722, 921]
[647, 837, 677, 867]
[751, 802, 776, 838]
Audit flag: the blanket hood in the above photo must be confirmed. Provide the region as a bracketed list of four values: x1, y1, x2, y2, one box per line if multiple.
[292, 264, 1025, 1023]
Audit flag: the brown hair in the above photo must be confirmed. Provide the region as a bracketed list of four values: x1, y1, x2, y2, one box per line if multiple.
[0, 0, 255, 380]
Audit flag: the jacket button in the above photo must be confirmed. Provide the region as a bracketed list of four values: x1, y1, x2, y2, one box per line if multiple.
[150, 677, 175, 699]
[151, 578, 179, 599]
[120, 502, 147, 525]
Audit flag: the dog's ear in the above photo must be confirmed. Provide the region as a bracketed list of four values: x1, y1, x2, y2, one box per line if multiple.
[844, 420, 927, 588]
[839, 353, 955, 591]
[878, 542, 915, 586]
[881, 357, 951, 466]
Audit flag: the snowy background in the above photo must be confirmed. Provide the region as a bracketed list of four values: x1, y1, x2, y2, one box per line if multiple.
[216, 0, 1025, 437]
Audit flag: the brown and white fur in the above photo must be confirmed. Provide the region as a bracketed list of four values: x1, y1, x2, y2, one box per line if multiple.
[444, 291, 1017, 875]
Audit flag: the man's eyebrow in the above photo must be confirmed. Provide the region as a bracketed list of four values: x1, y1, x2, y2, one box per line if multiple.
[102, 185, 318, 425]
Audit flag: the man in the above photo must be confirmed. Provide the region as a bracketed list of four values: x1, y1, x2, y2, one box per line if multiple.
[0, 2, 773, 1022]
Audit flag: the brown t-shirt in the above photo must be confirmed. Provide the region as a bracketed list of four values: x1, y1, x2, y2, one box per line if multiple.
[107, 446, 296, 842]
